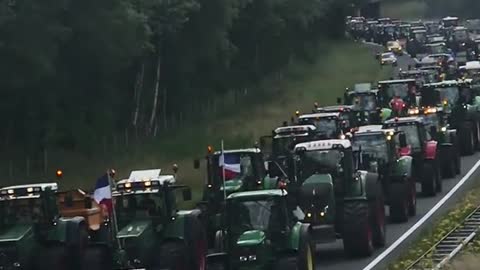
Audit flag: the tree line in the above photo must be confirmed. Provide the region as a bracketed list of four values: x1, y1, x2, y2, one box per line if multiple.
[0, 0, 364, 159]
[425, 0, 480, 18]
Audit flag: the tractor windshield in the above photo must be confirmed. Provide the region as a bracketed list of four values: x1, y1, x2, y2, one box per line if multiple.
[381, 83, 411, 100]
[437, 87, 459, 105]
[395, 124, 421, 149]
[272, 136, 307, 157]
[299, 118, 337, 137]
[212, 153, 254, 182]
[352, 134, 389, 161]
[0, 198, 44, 225]
[428, 45, 445, 54]
[228, 198, 280, 235]
[115, 193, 167, 225]
[298, 149, 343, 177]
[351, 94, 377, 111]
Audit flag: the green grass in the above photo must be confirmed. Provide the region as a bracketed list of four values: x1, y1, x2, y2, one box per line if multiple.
[388, 185, 480, 269]
[381, 0, 428, 20]
[2, 41, 391, 201]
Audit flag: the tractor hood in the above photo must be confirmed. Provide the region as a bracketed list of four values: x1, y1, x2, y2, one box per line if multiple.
[220, 179, 243, 194]
[236, 230, 266, 247]
[117, 220, 152, 239]
[0, 224, 32, 243]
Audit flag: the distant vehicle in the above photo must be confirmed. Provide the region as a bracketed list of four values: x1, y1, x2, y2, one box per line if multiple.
[387, 40, 403, 55]
[380, 52, 398, 66]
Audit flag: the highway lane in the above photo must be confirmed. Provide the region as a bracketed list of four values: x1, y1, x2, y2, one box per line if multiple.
[315, 49, 480, 270]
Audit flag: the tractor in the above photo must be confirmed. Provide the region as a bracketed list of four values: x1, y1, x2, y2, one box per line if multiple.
[407, 106, 461, 178]
[351, 125, 416, 222]
[105, 169, 207, 270]
[343, 85, 384, 124]
[407, 29, 428, 58]
[296, 112, 351, 139]
[194, 148, 277, 247]
[399, 69, 439, 87]
[314, 104, 359, 127]
[440, 16, 459, 37]
[383, 117, 443, 196]
[0, 183, 90, 270]
[262, 139, 386, 257]
[420, 80, 480, 155]
[377, 79, 419, 117]
[206, 189, 316, 270]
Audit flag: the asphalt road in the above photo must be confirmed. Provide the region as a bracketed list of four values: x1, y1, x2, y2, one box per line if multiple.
[315, 49, 480, 270]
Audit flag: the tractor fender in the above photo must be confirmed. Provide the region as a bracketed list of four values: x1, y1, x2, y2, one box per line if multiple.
[424, 140, 438, 160]
[364, 172, 380, 201]
[287, 222, 304, 251]
[392, 156, 413, 180]
[344, 171, 375, 201]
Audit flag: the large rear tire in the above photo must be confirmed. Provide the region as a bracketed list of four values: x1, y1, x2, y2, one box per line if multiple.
[421, 162, 437, 196]
[343, 201, 374, 257]
[297, 225, 316, 270]
[156, 242, 188, 270]
[81, 246, 112, 270]
[461, 124, 475, 156]
[408, 179, 417, 217]
[389, 182, 409, 223]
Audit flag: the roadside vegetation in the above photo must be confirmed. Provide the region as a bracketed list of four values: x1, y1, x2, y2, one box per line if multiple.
[381, 0, 427, 20]
[388, 185, 480, 269]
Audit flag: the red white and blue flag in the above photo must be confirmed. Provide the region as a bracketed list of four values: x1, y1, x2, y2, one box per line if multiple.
[93, 173, 113, 214]
[219, 153, 241, 180]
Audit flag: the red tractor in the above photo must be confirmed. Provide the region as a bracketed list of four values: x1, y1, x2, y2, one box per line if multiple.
[383, 116, 443, 196]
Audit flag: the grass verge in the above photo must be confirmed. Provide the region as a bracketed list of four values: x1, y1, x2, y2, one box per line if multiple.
[388, 184, 480, 269]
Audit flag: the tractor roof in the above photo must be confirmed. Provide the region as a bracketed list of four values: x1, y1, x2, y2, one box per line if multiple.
[454, 26, 467, 31]
[0, 183, 58, 199]
[115, 169, 176, 194]
[355, 125, 384, 133]
[443, 16, 459, 21]
[213, 148, 261, 155]
[294, 139, 351, 151]
[317, 105, 354, 112]
[274, 125, 316, 135]
[227, 189, 287, 200]
[378, 79, 416, 84]
[462, 61, 480, 70]
[299, 112, 340, 119]
[384, 116, 423, 125]
[354, 83, 373, 92]
[423, 80, 459, 88]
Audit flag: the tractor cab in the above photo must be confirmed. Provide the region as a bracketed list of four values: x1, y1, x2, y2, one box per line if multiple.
[383, 117, 433, 158]
[399, 24, 411, 39]
[441, 16, 459, 35]
[378, 79, 418, 116]
[297, 112, 349, 139]
[315, 105, 358, 127]
[268, 125, 317, 160]
[459, 61, 480, 82]
[399, 69, 439, 87]
[425, 42, 447, 55]
[420, 80, 471, 111]
[198, 148, 271, 199]
[344, 86, 382, 124]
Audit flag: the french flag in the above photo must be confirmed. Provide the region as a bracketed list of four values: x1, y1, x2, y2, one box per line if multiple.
[219, 153, 241, 180]
[93, 173, 113, 214]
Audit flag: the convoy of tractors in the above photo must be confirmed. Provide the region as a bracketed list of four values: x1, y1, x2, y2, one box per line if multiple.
[2, 15, 480, 270]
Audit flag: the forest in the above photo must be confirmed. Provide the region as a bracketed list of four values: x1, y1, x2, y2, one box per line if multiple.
[425, 0, 480, 18]
[0, 0, 371, 177]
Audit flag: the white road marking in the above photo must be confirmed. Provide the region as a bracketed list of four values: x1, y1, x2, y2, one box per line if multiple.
[362, 158, 480, 270]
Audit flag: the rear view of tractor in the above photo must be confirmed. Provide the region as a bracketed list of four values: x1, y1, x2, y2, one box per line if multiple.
[351, 126, 417, 222]
[377, 79, 419, 117]
[268, 139, 386, 257]
[109, 169, 206, 270]
[344, 83, 383, 124]
[0, 183, 89, 270]
[383, 117, 443, 196]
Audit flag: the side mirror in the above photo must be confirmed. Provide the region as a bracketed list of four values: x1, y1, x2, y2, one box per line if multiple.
[193, 159, 200, 169]
[182, 188, 192, 201]
[399, 133, 408, 148]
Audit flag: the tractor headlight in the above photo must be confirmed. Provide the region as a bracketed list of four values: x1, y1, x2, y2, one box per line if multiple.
[239, 256, 248, 262]
[248, 255, 257, 261]
[441, 126, 447, 132]
[13, 262, 21, 268]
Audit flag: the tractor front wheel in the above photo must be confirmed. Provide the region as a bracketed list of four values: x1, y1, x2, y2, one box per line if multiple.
[343, 201, 374, 257]
[297, 224, 316, 270]
[461, 124, 475, 155]
[408, 179, 417, 217]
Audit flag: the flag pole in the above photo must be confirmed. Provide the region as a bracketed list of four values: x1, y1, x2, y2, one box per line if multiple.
[107, 170, 122, 249]
[221, 140, 227, 201]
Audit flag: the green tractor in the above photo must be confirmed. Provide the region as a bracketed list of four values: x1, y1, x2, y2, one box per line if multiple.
[194, 148, 277, 247]
[206, 189, 316, 270]
[103, 169, 207, 270]
[377, 79, 419, 117]
[343, 84, 384, 124]
[383, 117, 444, 196]
[420, 79, 480, 155]
[351, 125, 417, 222]
[269, 139, 386, 257]
[0, 183, 90, 270]
[296, 112, 351, 140]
